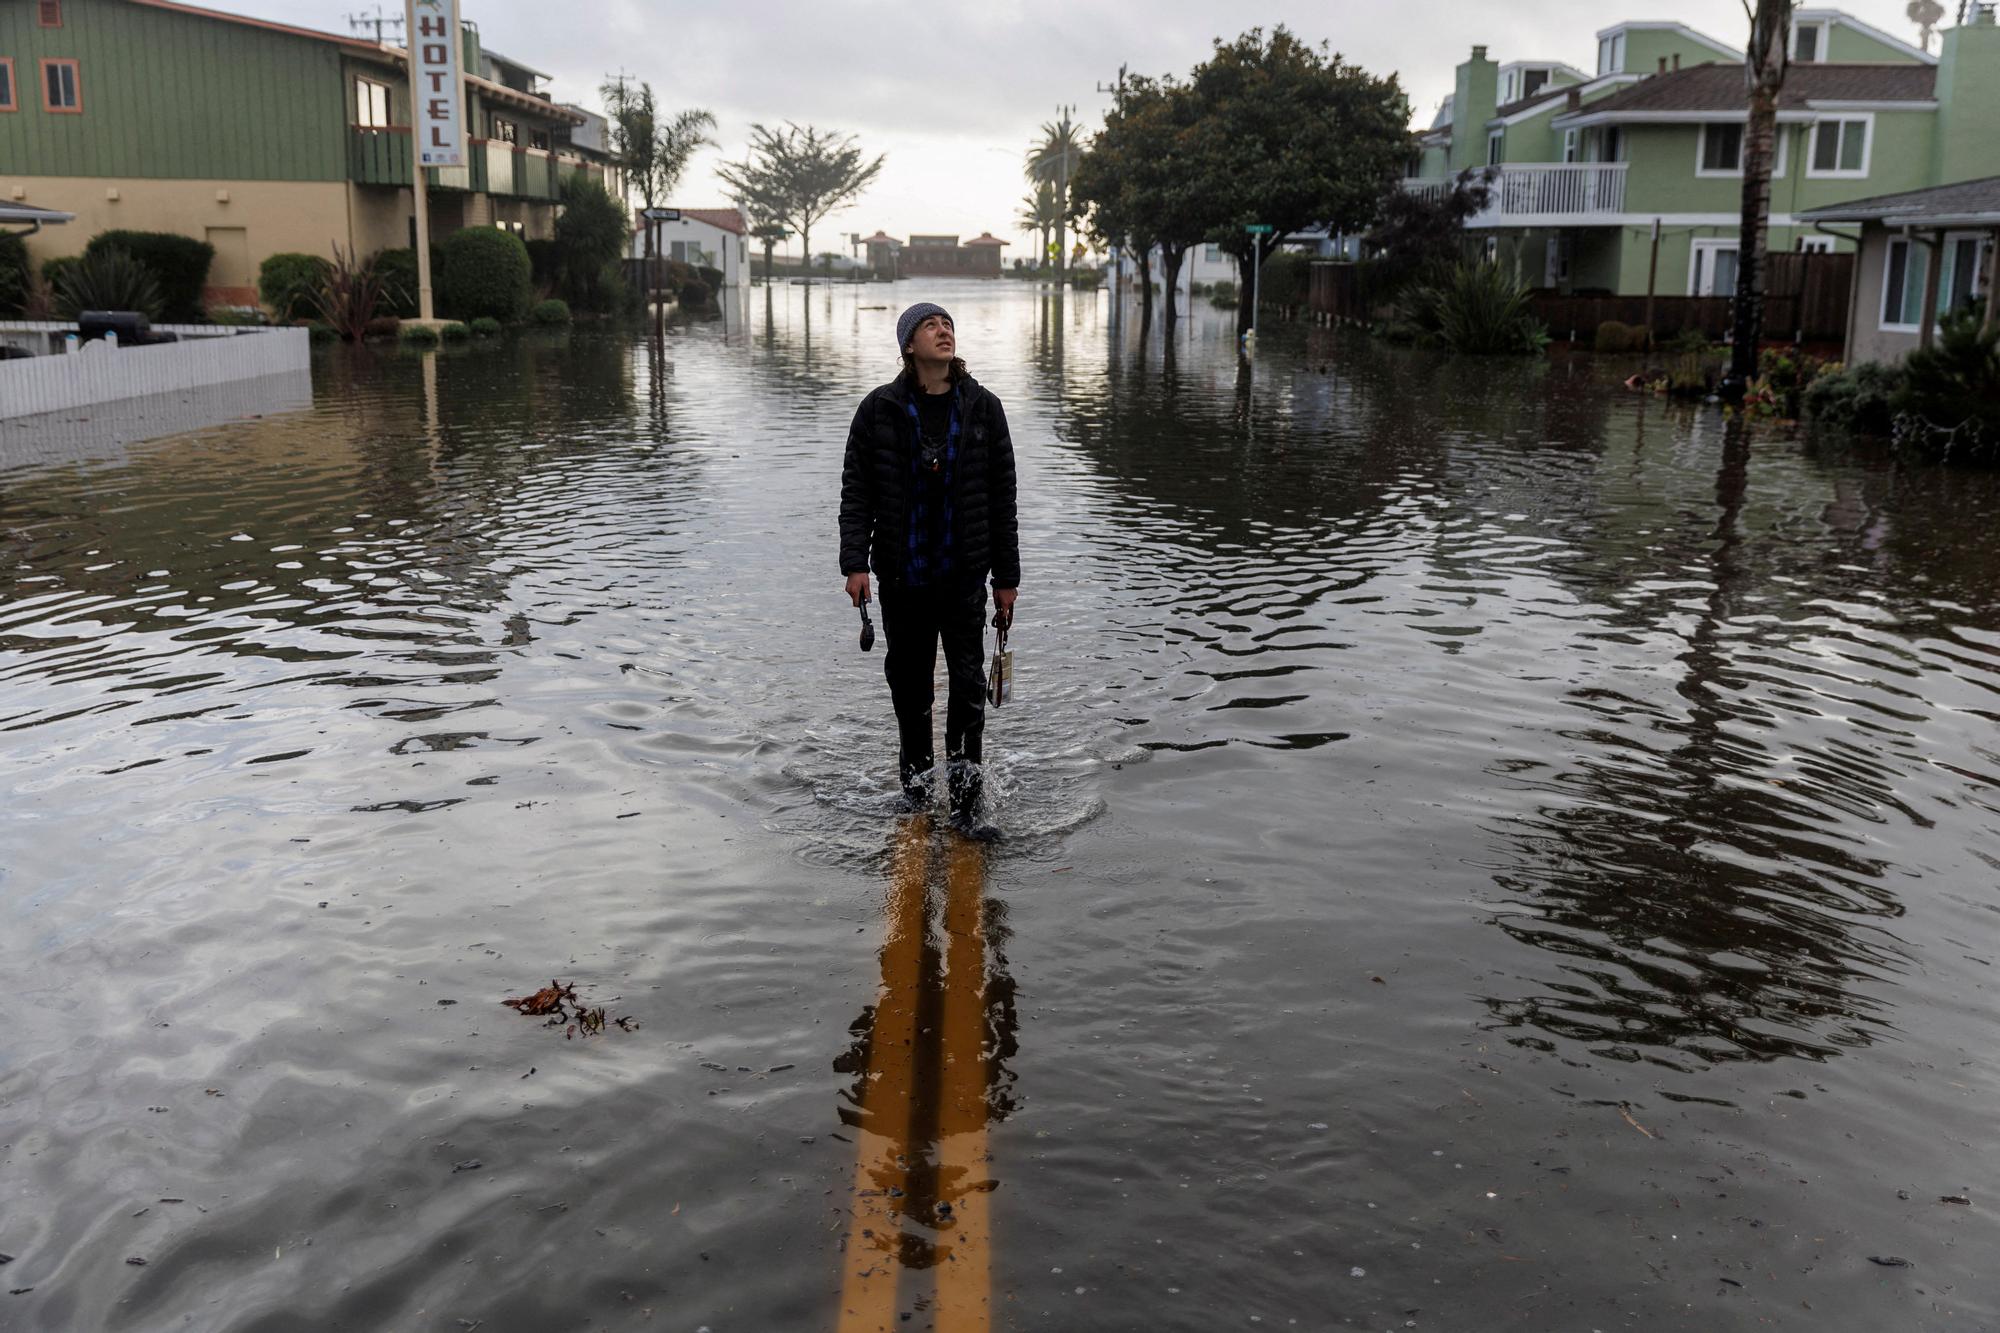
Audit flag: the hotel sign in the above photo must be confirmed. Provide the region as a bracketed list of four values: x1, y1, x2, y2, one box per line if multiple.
[407, 0, 464, 167]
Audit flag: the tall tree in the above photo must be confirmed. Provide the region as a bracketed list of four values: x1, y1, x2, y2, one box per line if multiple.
[598, 80, 716, 270]
[1017, 181, 1061, 269]
[1025, 110, 1084, 279]
[1181, 28, 1412, 333]
[716, 123, 885, 282]
[1728, 0, 1794, 387]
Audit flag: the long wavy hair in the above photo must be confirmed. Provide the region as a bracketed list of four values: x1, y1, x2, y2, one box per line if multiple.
[900, 351, 968, 386]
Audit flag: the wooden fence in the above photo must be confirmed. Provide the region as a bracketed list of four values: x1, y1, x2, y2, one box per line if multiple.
[1309, 250, 1855, 348]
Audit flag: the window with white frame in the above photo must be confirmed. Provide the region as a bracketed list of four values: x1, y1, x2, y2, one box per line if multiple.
[1203, 244, 1225, 263]
[1940, 233, 1992, 317]
[1809, 117, 1869, 177]
[1792, 22, 1825, 62]
[1798, 235, 1836, 254]
[1487, 129, 1503, 166]
[1690, 239, 1739, 296]
[1699, 123, 1744, 174]
[1522, 68, 1550, 99]
[1597, 32, 1625, 75]
[355, 77, 391, 128]
[1881, 237, 1928, 329]
[1562, 128, 1578, 163]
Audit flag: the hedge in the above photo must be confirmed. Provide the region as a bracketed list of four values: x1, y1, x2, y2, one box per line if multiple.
[258, 252, 327, 322]
[529, 297, 571, 326]
[437, 227, 532, 322]
[0, 233, 29, 316]
[84, 230, 214, 321]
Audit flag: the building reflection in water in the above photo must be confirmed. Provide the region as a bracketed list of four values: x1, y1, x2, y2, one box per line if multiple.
[834, 816, 1017, 1332]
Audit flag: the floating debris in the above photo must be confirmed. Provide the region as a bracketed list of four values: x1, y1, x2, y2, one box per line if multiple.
[500, 980, 634, 1039]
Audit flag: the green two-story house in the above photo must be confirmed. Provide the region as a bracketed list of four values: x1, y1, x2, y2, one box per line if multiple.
[1404, 9, 1997, 299]
[0, 0, 620, 308]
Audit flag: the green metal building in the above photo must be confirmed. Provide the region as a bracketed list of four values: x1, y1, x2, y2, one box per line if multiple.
[0, 0, 620, 307]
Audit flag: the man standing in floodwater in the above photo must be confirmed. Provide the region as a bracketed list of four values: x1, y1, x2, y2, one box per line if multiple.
[840, 302, 1020, 836]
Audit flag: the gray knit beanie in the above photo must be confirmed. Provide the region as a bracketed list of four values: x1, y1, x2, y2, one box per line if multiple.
[896, 302, 952, 354]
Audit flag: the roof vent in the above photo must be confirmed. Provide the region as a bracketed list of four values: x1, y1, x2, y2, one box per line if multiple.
[1471, 45, 1488, 61]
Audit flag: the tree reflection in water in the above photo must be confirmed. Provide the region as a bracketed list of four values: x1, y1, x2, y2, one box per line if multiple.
[1481, 419, 1911, 1073]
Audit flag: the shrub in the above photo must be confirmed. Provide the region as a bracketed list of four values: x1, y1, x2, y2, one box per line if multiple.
[1400, 259, 1548, 355]
[437, 226, 532, 322]
[1803, 360, 1901, 435]
[206, 305, 268, 326]
[0, 233, 29, 317]
[1071, 267, 1103, 290]
[308, 244, 391, 342]
[363, 315, 402, 339]
[469, 315, 503, 337]
[524, 238, 562, 291]
[400, 322, 441, 346]
[1209, 278, 1236, 301]
[1593, 320, 1649, 353]
[440, 321, 471, 341]
[307, 322, 337, 344]
[1257, 251, 1313, 310]
[53, 247, 164, 320]
[1743, 346, 1833, 420]
[84, 230, 213, 322]
[697, 264, 725, 295]
[1891, 310, 2000, 459]
[258, 252, 327, 322]
[677, 277, 713, 309]
[553, 176, 631, 312]
[374, 247, 422, 317]
[529, 297, 571, 326]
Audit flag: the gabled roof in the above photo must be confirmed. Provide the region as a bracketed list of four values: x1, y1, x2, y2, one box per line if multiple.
[127, 0, 385, 52]
[1595, 20, 1744, 62]
[658, 207, 748, 235]
[1794, 8, 1936, 64]
[1798, 175, 2000, 226]
[862, 231, 902, 245]
[963, 232, 1009, 247]
[1555, 61, 1934, 123]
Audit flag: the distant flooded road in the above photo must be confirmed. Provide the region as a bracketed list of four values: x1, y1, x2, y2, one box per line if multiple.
[3, 282, 1997, 1330]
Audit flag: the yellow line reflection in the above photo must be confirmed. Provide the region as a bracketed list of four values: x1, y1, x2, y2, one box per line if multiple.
[932, 833, 993, 1332]
[836, 820, 998, 1332]
[836, 815, 931, 1332]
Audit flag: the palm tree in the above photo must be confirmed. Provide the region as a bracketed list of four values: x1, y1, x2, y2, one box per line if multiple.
[1016, 182, 1061, 273]
[1025, 109, 1083, 280]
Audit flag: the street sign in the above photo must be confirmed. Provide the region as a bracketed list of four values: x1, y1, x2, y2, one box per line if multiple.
[641, 208, 682, 222]
[1244, 223, 1275, 234]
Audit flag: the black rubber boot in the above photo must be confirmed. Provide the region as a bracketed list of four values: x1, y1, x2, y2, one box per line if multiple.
[947, 760, 998, 841]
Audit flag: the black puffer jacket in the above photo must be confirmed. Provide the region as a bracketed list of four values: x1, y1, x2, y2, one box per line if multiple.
[838, 373, 1020, 589]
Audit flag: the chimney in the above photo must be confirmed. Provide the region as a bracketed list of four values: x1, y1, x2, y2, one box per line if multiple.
[1471, 45, 1487, 60]
[1673, 53, 1682, 69]
[1566, 87, 1582, 111]
[1657, 57, 1667, 73]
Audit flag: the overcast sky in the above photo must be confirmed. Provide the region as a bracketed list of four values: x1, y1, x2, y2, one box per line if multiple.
[228, 0, 1936, 256]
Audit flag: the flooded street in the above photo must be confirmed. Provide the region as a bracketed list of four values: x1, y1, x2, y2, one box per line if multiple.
[4, 281, 1998, 1331]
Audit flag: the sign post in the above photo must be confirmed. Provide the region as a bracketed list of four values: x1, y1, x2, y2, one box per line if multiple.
[640, 208, 681, 339]
[405, 0, 466, 322]
[1244, 224, 1274, 351]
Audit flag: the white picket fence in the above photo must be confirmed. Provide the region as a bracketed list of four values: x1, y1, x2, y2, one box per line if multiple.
[0, 324, 311, 420]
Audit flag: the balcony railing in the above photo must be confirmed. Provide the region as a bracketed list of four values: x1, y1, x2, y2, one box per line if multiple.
[350, 126, 606, 202]
[1402, 163, 1628, 223]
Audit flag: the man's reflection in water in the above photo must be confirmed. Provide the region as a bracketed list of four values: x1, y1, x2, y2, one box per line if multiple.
[834, 816, 1018, 1333]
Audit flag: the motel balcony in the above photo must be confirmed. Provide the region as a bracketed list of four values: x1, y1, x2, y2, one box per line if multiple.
[1400, 163, 1628, 226]
[348, 127, 614, 202]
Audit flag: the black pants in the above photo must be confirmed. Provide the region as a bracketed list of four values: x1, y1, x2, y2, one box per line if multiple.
[879, 580, 988, 794]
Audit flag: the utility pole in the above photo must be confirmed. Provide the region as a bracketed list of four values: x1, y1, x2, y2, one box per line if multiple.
[1094, 67, 1127, 299]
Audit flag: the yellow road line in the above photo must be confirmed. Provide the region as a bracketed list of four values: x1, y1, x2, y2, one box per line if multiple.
[932, 833, 993, 1333]
[836, 815, 931, 1333]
